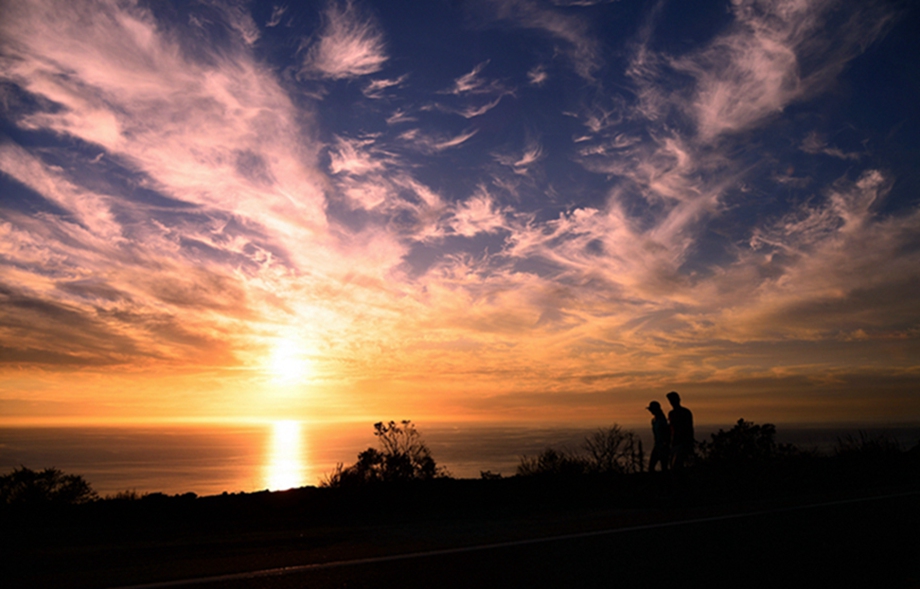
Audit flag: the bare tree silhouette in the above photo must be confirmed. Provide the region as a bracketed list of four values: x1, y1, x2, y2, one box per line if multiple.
[517, 424, 644, 476]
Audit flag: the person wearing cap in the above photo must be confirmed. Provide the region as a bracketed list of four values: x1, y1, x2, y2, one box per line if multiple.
[647, 400, 671, 471]
[666, 391, 694, 469]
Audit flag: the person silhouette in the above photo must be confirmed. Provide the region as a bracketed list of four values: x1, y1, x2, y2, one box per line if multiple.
[646, 401, 670, 472]
[666, 391, 694, 469]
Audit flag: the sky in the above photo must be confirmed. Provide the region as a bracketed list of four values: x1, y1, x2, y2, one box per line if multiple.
[1, 0, 919, 427]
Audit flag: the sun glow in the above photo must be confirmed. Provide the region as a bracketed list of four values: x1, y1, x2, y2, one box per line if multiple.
[267, 339, 312, 383]
[264, 420, 307, 491]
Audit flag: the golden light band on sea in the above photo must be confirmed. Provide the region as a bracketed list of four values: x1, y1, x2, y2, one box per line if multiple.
[264, 420, 308, 491]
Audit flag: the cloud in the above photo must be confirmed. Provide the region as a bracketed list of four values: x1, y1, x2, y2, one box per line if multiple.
[800, 131, 862, 160]
[479, 0, 602, 80]
[434, 129, 480, 151]
[714, 170, 920, 342]
[328, 135, 390, 176]
[0, 0, 366, 373]
[445, 188, 509, 237]
[0, 143, 122, 241]
[1, 0, 329, 231]
[399, 128, 479, 153]
[667, 0, 897, 141]
[0, 0, 917, 424]
[427, 96, 509, 119]
[457, 96, 507, 118]
[561, 0, 904, 335]
[266, 5, 287, 27]
[385, 108, 416, 125]
[216, 1, 261, 45]
[363, 74, 409, 98]
[301, 0, 387, 80]
[494, 139, 544, 174]
[434, 62, 511, 118]
[527, 64, 548, 85]
[444, 61, 497, 95]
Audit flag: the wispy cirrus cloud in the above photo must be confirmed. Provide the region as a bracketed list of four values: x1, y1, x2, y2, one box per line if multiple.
[301, 0, 387, 79]
[328, 135, 391, 176]
[214, 1, 262, 45]
[443, 61, 498, 95]
[478, 0, 602, 80]
[666, 0, 897, 141]
[266, 5, 287, 27]
[0, 0, 917, 425]
[363, 74, 409, 98]
[800, 131, 862, 161]
[385, 108, 417, 125]
[567, 0, 900, 284]
[711, 170, 920, 344]
[0, 0, 372, 378]
[1, 0, 329, 232]
[494, 139, 544, 175]
[434, 61, 511, 118]
[443, 188, 509, 237]
[398, 127, 479, 153]
[457, 96, 507, 119]
[527, 64, 548, 86]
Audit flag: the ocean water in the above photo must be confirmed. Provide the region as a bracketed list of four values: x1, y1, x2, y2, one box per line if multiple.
[1, 422, 918, 497]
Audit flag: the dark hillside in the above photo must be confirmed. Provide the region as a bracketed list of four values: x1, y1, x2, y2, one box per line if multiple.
[3, 445, 918, 588]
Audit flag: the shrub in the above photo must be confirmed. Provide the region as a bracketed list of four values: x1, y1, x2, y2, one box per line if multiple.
[697, 419, 796, 467]
[834, 431, 902, 457]
[322, 420, 448, 487]
[517, 424, 644, 476]
[583, 426, 645, 474]
[517, 448, 588, 477]
[105, 489, 143, 501]
[0, 466, 98, 505]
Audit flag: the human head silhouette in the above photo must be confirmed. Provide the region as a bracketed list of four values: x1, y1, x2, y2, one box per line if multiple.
[647, 400, 663, 414]
[666, 391, 681, 407]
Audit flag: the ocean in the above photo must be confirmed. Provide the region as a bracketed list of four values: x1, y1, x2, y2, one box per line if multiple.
[1, 422, 918, 497]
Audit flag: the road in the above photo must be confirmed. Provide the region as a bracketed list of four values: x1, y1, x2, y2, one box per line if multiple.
[115, 491, 920, 589]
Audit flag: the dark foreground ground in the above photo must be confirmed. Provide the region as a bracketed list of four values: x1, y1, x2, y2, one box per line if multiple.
[4, 455, 919, 589]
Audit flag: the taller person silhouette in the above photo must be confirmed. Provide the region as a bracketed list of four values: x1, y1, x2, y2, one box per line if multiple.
[666, 391, 694, 469]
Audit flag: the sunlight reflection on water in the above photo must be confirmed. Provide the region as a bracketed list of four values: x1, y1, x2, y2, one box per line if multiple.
[264, 420, 308, 491]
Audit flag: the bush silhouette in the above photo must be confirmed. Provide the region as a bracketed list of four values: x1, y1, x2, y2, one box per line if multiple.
[0, 466, 98, 505]
[323, 420, 448, 487]
[583, 425, 645, 474]
[517, 447, 588, 477]
[517, 424, 644, 476]
[834, 431, 902, 457]
[697, 419, 796, 467]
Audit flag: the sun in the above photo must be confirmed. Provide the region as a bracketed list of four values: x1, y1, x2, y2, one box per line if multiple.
[267, 339, 312, 383]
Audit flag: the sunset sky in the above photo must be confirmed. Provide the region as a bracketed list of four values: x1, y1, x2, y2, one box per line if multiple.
[1, 0, 918, 426]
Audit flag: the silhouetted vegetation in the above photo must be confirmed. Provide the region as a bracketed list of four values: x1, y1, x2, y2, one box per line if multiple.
[697, 419, 799, 468]
[517, 424, 645, 476]
[517, 447, 589, 476]
[834, 430, 903, 457]
[583, 425, 645, 474]
[322, 420, 448, 487]
[0, 466, 98, 506]
[105, 489, 144, 501]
